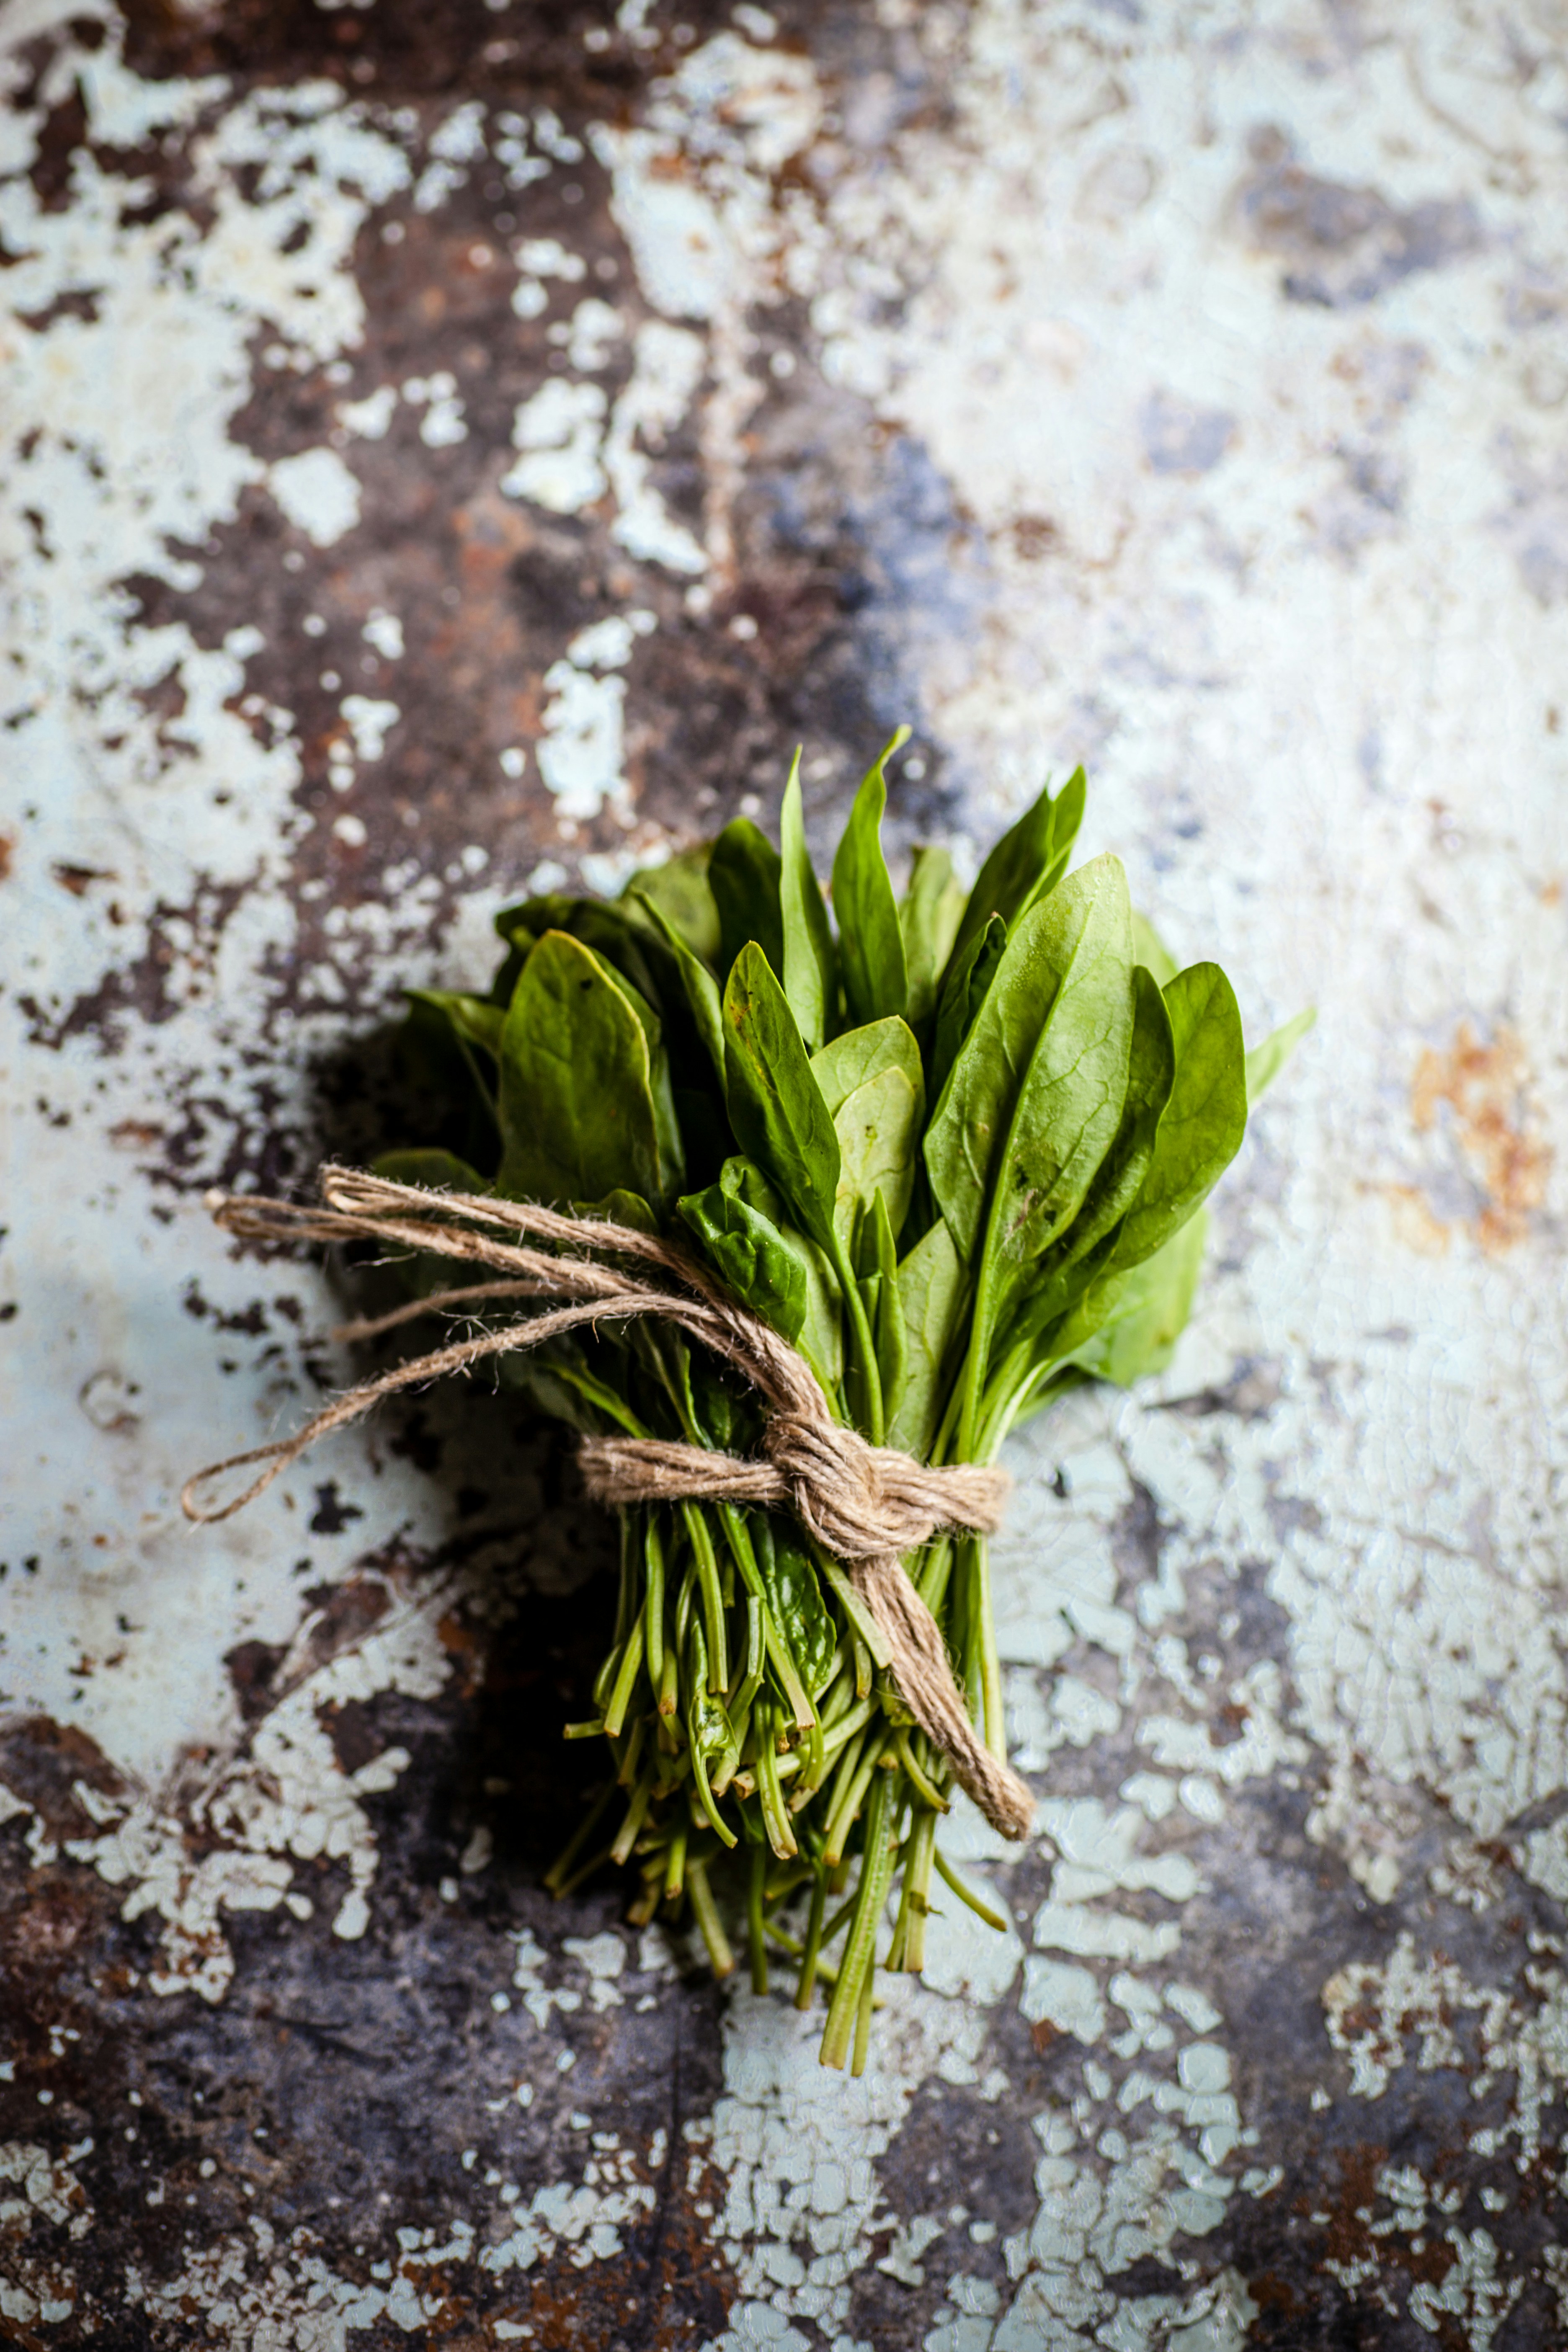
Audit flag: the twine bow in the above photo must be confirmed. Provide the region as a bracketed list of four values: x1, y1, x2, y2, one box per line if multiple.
[182, 1167, 1033, 1839]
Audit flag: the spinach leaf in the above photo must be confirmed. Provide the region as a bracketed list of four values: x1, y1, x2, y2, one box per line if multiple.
[753, 1517, 837, 1697]
[925, 854, 1134, 1271]
[811, 1016, 925, 1245]
[977, 860, 1135, 1341]
[928, 912, 1007, 1103]
[679, 1166, 809, 1343]
[1065, 1211, 1209, 1387]
[498, 929, 674, 1207]
[1113, 961, 1247, 1270]
[724, 1158, 844, 1398]
[406, 988, 504, 1062]
[859, 1185, 908, 1438]
[779, 750, 838, 1053]
[1246, 1005, 1315, 1104]
[722, 941, 842, 1253]
[946, 766, 1086, 972]
[831, 730, 909, 1027]
[710, 817, 784, 985]
[624, 843, 722, 965]
[630, 890, 726, 1085]
[372, 1147, 489, 1193]
[900, 846, 967, 1030]
[887, 1215, 966, 1457]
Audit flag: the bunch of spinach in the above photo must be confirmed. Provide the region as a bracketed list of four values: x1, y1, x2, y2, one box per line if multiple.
[382, 734, 1308, 2072]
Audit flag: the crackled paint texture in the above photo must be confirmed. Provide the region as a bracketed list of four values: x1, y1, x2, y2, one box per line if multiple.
[2, 0, 1567, 2344]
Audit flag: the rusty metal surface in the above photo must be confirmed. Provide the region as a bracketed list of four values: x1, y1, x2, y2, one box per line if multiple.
[3, 2, 1567, 2345]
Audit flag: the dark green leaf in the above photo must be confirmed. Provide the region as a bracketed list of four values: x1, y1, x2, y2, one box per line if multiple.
[710, 817, 784, 983]
[1246, 1005, 1315, 1104]
[630, 890, 726, 1084]
[946, 766, 1086, 972]
[722, 942, 841, 1251]
[928, 913, 1007, 1103]
[1113, 962, 1247, 1270]
[830, 729, 909, 1026]
[679, 1168, 809, 1342]
[753, 1518, 837, 1697]
[900, 846, 966, 1030]
[925, 854, 1134, 1274]
[779, 750, 837, 1052]
[498, 929, 674, 1207]
[724, 1158, 844, 1399]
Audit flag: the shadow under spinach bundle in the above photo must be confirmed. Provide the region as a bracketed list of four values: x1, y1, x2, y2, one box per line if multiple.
[186, 732, 1309, 2073]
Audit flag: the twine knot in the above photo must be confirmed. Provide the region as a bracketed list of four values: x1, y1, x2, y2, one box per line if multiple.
[761, 1413, 1008, 1563]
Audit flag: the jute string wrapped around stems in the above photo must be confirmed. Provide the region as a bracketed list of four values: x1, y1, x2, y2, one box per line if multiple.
[183, 1167, 1034, 1840]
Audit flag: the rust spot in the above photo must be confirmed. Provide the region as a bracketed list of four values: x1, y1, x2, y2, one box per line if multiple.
[0, 833, 13, 879]
[1029, 2017, 1060, 2053]
[1411, 1021, 1551, 1253]
[52, 862, 114, 897]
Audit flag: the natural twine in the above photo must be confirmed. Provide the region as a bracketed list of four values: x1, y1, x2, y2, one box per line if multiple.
[182, 1167, 1033, 1840]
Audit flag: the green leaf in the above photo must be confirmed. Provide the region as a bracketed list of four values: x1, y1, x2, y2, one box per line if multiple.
[887, 1216, 966, 1457]
[983, 965, 1174, 1383]
[679, 1167, 809, 1343]
[830, 729, 909, 1026]
[811, 1016, 925, 1245]
[498, 929, 675, 1208]
[630, 890, 726, 1084]
[925, 854, 1135, 1272]
[978, 865, 1137, 1339]
[946, 767, 1086, 972]
[576, 1189, 658, 1233]
[1067, 1212, 1209, 1387]
[1113, 962, 1248, 1270]
[860, 1186, 908, 1438]
[724, 1159, 844, 1399]
[623, 843, 721, 965]
[779, 749, 838, 1053]
[710, 817, 784, 984]
[406, 989, 504, 1061]
[1032, 964, 1176, 1298]
[1246, 1005, 1315, 1104]
[900, 846, 967, 1031]
[722, 942, 841, 1252]
[371, 1147, 489, 1194]
[928, 913, 1007, 1104]
[753, 1519, 837, 1697]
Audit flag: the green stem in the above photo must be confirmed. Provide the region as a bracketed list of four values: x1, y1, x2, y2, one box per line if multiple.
[820, 1770, 895, 2071]
[643, 1509, 666, 1687]
[829, 1229, 884, 1443]
[898, 1808, 937, 1974]
[682, 1504, 729, 1692]
[603, 1614, 645, 1739]
[794, 1869, 827, 2011]
[685, 1857, 733, 1977]
[933, 1843, 1010, 1932]
[747, 1844, 769, 1994]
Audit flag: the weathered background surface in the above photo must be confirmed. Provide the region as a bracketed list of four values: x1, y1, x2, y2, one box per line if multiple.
[3, 0, 1567, 2344]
